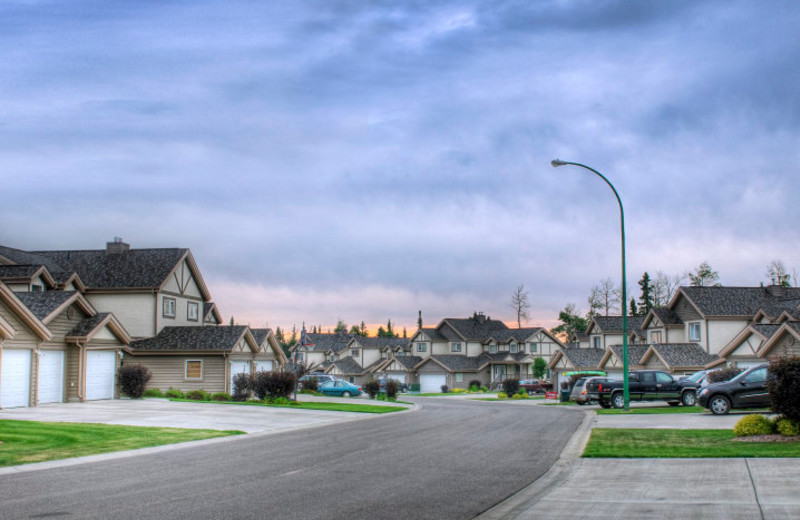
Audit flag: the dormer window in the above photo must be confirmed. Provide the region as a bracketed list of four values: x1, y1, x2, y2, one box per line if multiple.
[31, 284, 43, 292]
[510, 342, 518, 353]
[416, 342, 427, 353]
[329, 354, 336, 362]
[396, 350, 405, 357]
[489, 343, 497, 354]
[451, 342, 462, 353]
[350, 349, 360, 357]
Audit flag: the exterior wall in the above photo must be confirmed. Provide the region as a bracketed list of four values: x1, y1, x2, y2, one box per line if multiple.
[643, 356, 667, 370]
[65, 346, 81, 402]
[465, 341, 483, 357]
[128, 355, 226, 393]
[305, 351, 327, 367]
[673, 297, 702, 322]
[450, 369, 490, 390]
[766, 333, 800, 358]
[87, 293, 156, 338]
[666, 327, 685, 343]
[361, 348, 382, 368]
[431, 341, 452, 356]
[707, 320, 749, 355]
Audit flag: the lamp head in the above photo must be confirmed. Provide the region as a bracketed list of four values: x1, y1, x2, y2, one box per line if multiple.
[551, 159, 568, 167]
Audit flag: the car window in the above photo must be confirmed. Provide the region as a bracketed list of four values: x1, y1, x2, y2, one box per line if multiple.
[655, 372, 673, 384]
[743, 367, 767, 384]
[574, 378, 586, 388]
[320, 381, 333, 387]
[640, 372, 655, 383]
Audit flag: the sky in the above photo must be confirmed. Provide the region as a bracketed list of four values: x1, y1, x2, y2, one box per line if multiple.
[2, 0, 800, 334]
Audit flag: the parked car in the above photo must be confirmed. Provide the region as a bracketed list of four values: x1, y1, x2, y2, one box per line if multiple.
[697, 363, 770, 415]
[299, 373, 338, 388]
[570, 377, 615, 404]
[586, 370, 699, 409]
[318, 380, 363, 397]
[519, 379, 553, 395]
[679, 369, 711, 391]
[378, 378, 408, 393]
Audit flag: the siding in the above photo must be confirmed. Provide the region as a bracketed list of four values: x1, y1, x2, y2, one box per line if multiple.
[65, 347, 81, 402]
[674, 297, 702, 322]
[128, 355, 226, 393]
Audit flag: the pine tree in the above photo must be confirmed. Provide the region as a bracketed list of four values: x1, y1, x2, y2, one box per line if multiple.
[417, 310, 423, 329]
[629, 297, 638, 317]
[638, 272, 654, 316]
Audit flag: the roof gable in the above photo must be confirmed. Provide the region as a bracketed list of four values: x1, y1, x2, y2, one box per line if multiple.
[130, 325, 253, 352]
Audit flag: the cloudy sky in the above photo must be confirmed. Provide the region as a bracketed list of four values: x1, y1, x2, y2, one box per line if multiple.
[2, 1, 799, 333]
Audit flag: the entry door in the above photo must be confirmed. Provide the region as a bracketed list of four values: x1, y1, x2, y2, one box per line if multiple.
[38, 350, 65, 404]
[1, 349, 31, 408]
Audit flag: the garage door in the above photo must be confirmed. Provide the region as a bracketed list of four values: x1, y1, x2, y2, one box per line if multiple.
[38, 350, 65, 404]
[255, 361, 273, 373]
[420, 373, 447, 393]
[386, 372, 407, 384]
[86, 351, 117, 400]
[1, 349, 31, 408]
[230, 361, 251, 393]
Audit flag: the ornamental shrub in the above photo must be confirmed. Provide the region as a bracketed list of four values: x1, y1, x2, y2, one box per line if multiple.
[301, 377, 319, 392]
[468, 379, 482, 391]
[253, 371, 296, 400]
[451, 388, 466, 394]
[118, 364, 152, 399]
[480, 386, 488, 393]
[185, 389, 210, 401]
[211, 392, 232, 401]
[776, 417, 800, 437]
[143, 388, 163, 398]
[511, 393, 525, 400]
[385, 379, 399, 400]
[363, 379, 380, 399]
[440, 385, 449, 393]
[497, 392, 508, 399]
[767, 355, 800, 423]
[502, 378, 520, 396]
[232, 372, 253, 401]
[165, 387, 184, 399]
[517, 388, 526, 396]
[270, 397, 292, 405]
[707, 364, 744, 384]
[733, 414, 775, 437]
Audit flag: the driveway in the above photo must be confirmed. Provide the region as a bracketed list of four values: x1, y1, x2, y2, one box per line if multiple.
[0, 398, 393, 433]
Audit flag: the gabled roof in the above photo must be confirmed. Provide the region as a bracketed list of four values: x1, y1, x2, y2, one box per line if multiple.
[250, 328, 271, 345]
[14, 290, 95, 324]
[411, 327, 446, 342]
[756, 322, 800, 359]
[642, 307, 684, 329]
[0, 282, 51, 340]
[640, 343, 718, 369]
[386, 355, 424, 370]
[439, 316, 509, 341]
[415, 354, 489, 372]
[130, 325, 254, 352]
[321, 356, 363, 375]
[304, 333, 354, 353]
[250, 328, 288, 364]
[587, 315, 645, 334]
[0, 245, 59, 269]
[0, 264, 55, 287]
[203, 302, 223, 324]
[66, 312, 131, 345]
[549, 347, 605, 370]
[674, 286, 800, 318]
[601, 344, 651, 367]
[485, 327, 543, 343]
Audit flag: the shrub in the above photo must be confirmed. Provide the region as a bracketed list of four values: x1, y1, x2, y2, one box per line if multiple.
[517, 388, 526, 396]
[480, 386, 488, 393]
[270, 396, 292, 406]
[118, 364, 152, 399]
[707, 364, 744, 384]
[232, 372, 253, 401]
[502, 378, 520, 396]
[165, 387, 184, 399]
[733, 414, 775, 437]
[767, 355, 800, 423]
[440, 385, 449, 393]
[468, 379, 482, 391]
[211, 392, 232, 401]
[451, 388, 466, 394]
[511, 393, 525, 400]
[776, 417, 800, 436]
[301, 377, 319, 392]
[497, 392, 508, 399]
[184, 389, 210, 401]
[363, 379, 380, 399]
[253, 371, 296, 400]
[143, 388, 163, 398]
[385, 379, 399, 400]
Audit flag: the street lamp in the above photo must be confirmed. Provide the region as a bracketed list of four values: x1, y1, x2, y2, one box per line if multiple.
[550, 159, 629, 411]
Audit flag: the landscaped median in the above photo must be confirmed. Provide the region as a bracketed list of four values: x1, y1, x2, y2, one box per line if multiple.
[0, 419, 243, 468]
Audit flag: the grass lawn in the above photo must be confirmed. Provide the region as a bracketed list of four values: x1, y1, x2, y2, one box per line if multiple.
[170, 398, 407, 414]
[0, 420, 243, 467]
[412, 392, 460, 397]
[471, 396, 545, 401]
[597, 406, 706, 415]
[583, 428, 800, 458]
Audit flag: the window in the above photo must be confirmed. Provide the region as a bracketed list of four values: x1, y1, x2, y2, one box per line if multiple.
[31, 284, 43, 292]
[185, 360, 203, 380]
[743, 367, 767, 384]
[688, 322, 701, 342]
[519, 344, 525, 353]
[650, 330, 662, 344]
[329, 354, 336, 362]
[655, 372, 673, 384]
[510, 343, 518, 353]
[529, 342, 538, 353]
[489, 343, 497, 354]
[350, 349, 360, 357]
[396, 350, 405, 357]
[455, 373, 463, 382]
[187, 301, 199, 321]
[451, 342, 462, 352]
[416, 342, 427, 353]
[163, 297, 176, 318]
[592, 336, 601, 349]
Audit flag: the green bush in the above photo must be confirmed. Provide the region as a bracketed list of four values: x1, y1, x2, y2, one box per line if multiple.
[517, 388, 526, 396]
[776, 417, 800, 437]
[468, 379, 482, 390]
[143, 388, 163, 398]
[497, 392, 508, 399]
[211, 392, 232, 401]
[733, 414, 775, 437]
[165, 388, 184, 399]
[185, 389, 210, 401]
[502, 378, 520, 396]
[300, 377, 319, 392]
[270, 396, 292, 405]
[118, 364, 152, 399]
[511, 393, 525, 400]
[363, 379, 380, 399]
[480, 386, 488, 392]
[768, 355, 800, 423]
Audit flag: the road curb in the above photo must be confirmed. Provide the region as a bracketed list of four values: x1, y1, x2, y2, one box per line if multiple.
[474, 409, 595, 520]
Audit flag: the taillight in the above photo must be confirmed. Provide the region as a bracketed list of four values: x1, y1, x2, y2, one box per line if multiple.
[598, 384, 603, 391]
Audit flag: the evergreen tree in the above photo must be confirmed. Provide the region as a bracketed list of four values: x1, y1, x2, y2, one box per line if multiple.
[689, 261, 721, 286]
[629, 297, 638, 317]
[638, 272, 654, 316]
[551, 304, 588, 338]
[360, 321, 368, 336]
[417, 310, 423, 329]
[333, 320, 347, 334]
[377, 326, 387, 337]
[229, 316, 234, 326]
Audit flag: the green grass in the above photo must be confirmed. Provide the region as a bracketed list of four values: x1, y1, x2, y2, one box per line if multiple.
[413, 392, 460, 396]
[170, 398, 406, 414]
[597, 406, 706, 415]
[583, 428, 800, 458]
[0, 420, 243, 467]
[471, 396, 545, 401]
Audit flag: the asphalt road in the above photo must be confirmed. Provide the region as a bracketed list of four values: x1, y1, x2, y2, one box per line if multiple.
[0, 398, 583, 520]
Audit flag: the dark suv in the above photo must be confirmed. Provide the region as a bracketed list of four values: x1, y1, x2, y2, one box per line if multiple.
[697, 363, 770, 415]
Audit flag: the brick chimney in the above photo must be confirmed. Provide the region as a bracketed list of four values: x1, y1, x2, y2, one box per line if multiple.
[106, 237, 130, 255]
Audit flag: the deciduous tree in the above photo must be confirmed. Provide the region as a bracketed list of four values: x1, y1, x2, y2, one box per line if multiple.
[509, 284, 531, 328]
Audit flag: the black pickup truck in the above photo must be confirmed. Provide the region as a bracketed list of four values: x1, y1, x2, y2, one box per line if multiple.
[585, 370, 699, 409]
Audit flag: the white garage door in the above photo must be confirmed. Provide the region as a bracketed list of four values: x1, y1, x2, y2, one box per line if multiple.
[86, 351, 117, 400]
[1, 349, 31, 408]
[230, 361, 251, 392]
[386, 372, 407, 384]
[38, 350, 65, 404]
[420, 373, 447, 393]
[255, 361, 273, 373]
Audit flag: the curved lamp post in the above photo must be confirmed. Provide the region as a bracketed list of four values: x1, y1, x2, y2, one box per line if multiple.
[550, 159, 629, 411]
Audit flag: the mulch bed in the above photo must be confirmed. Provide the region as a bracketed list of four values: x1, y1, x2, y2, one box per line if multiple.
[732, 434, 800, 443]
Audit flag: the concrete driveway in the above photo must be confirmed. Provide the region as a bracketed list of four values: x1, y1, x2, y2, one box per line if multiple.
[0, 398, 390, 433]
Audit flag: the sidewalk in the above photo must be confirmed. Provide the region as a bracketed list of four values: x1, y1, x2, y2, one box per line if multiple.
[477, 408, 800, 519]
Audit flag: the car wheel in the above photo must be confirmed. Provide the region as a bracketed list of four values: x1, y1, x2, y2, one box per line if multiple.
[342, 391, 351, 398]
[612, 392, 625, 409]
[667, 401, 679, 407]
[681, 391, 697, 407]
[598, 400, 612, 409]
[709, 395, 731, 415]
[576, 401, 586, 406]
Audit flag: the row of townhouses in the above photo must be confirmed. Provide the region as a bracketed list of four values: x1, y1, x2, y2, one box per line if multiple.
[2, 239, 799, 408]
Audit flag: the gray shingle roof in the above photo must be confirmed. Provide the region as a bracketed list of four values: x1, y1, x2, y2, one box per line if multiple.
[250, 328, 272, 345]
[392, 356, 423, 369]
[14, 291, 77, 321]
[68, 313, 110, 338]
[651, 307, 683, 326]
[418, 327, 446, 341]
[306, 333, 353, 353]
[0, 245, 61, 270]
[486, 328, 542, 343]
[130, 325, 248, 351]
[559, 347, 605, 368]
[592, 315, 645, 333]
[30, 248, 188, 289]
[608, 344, 650, 365]
[426, 354, 489, 371]
[750, 324, 782, 340]
[325, 356, 363, 375]
[353, 336, 410, 349]
[442, 317, 509, 341]
[649, 343, 718, 367]
[0, 264, 45, 280]
[679, 286, 800, 317]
